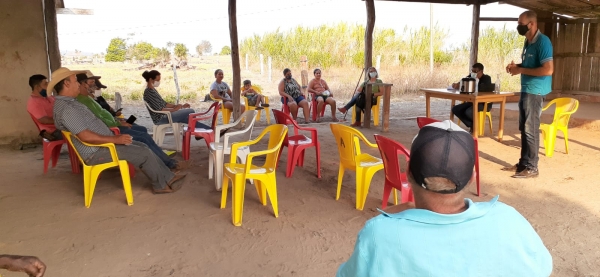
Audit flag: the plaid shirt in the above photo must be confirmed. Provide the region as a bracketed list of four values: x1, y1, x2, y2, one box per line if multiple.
[144, 87, 168, 124]
[53, 95, 114, 161]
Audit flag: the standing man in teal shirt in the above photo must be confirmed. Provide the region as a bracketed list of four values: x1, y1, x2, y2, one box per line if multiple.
[505, 10, 554, 178]
[337, 120, 552, 277]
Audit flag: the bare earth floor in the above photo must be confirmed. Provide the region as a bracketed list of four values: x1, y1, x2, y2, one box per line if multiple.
[1, 97, 600, 277]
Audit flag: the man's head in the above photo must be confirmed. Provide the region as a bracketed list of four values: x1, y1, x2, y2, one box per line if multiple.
[243, 79, 252, 90]
[76, 73, 97, 96]
[472, 63, 484, 79]
[29, 74, 48, 96]
[408, 120, 475, 208]
[47, 67, 87, 97]
[518, 10, 538, 37]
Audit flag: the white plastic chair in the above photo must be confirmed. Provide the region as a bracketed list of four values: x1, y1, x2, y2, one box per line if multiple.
[144, 101, 184, 151]
[209, 110, 258, 190]
[115, 92, 122, 111]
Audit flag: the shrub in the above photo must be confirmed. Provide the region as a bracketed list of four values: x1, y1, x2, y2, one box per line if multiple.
[129, 91, 142, 101]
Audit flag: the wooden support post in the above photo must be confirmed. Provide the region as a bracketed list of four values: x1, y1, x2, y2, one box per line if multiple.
[228, 0, 241, 120]
[381, 84, 392, 132]
[44, 0, 61, 71]
[300, 55, 308, 94]
[364, 83, 372, 129]
[363, 0, 375, 129]
[469, 3, 480, 68]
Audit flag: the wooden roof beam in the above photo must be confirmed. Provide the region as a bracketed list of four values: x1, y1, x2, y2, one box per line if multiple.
[372, 0, 498, 5]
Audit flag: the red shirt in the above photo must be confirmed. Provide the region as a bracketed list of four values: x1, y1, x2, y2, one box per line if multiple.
[27, 95, 57, 132]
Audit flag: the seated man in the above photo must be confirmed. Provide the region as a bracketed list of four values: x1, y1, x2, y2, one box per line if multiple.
[89, 77, 121, 117]
[50, 67, 186, 194]
[75, 73, 184, 172]
[241, 79, 269, 110]
[27, 74, 62, 141]
[451, 63, 493, 132]
[337, 120, 552, 277]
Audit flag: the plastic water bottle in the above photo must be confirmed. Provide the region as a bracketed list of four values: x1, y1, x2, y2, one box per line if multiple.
[494, 74, 501, 94]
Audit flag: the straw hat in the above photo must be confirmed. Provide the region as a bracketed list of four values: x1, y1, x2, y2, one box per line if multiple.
[47, 67, 87, 94]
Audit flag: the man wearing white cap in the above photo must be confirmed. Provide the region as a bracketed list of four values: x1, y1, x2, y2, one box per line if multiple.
[337, 120, 552, 277]
[50, 67, 186, 194]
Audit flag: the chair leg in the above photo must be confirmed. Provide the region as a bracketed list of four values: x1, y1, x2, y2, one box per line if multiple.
[214, 151, 224, 190]
[232, 174, 246, 226]
[315, 144, 321, 178]
[51, 144, 62, 168]
[546, 127, 557, 158]
[381, 182, 393, 209]
[358, 168, 378, 211]
[220, 174, 230, 209]
[264, 176, 279, 218]
[118, 161, 134, 206]
[563, 129, 570, 154]
[265, 107, 271, 124]
[487, 112, 493, 135]
[86, 167, 103, 208]
[336, 166, 345, 200]
[286, 147, 296, 178]
[208, 150, 215, 180]
[254, 180, 266, 205]
[182, 133, 190, 160]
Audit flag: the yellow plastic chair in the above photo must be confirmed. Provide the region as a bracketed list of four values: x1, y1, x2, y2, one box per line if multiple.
[241, 85, 271, 124]
[209, 94, 232, 124]
[330, 124, 384, 210]
[220, 124, 288, 226]
[352, 96, 381, 126]
[454, 102, 493, 136]
[62, 131, 134, 208]
[540, 97, 579, 157]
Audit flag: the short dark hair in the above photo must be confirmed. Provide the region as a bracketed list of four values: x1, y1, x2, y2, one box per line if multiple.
[29, 74, 47, 90]
[472, 63, 484, 72]
[283, 68, 291, 75]
[313, 68, 321, 75]
[214, 69, 223, 77]
[142, 70, 161, 82]
[243, 79, 251, 85]
[76, 73, 88, 84]
[521, 10, 537, 22]
[54, 79, 68, 95]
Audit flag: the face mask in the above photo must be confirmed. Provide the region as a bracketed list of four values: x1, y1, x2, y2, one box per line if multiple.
[369, 72, 377, 78]
[39, 89, 47, 97]
[153, 81, 160, 87]
[285, 75, 292, 80]
[470, 72, 477, 79]
[94, 90, 102, 97]
[517, 24, 529, 36]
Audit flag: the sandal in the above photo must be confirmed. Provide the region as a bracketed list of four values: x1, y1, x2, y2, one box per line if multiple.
[153, 173, 187, 194]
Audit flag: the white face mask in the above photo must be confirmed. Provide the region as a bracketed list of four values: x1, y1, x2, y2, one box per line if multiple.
[369, 72, 377, 78]
[153, 81, 160, 87]
[94, 90, 102, 97]
[470, 72, 477, 79]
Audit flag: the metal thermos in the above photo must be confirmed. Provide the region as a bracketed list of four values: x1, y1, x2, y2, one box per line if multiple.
[460, 77, 476, 93]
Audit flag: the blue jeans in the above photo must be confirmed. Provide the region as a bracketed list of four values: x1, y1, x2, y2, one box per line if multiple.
[158, 108, 210, 129]
[117, 126, 177, 169]
[451, 102, 493, 128]
[518, 92, 544, 168]
[344, 94, 360, 111]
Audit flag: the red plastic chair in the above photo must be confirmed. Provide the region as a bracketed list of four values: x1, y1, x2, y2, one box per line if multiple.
[28, 113, 79, 174]
[272, 109, 321, 178]
[373, 134, 413, 209]
[416, 117, 480, 196]
[309, 92, 330, 121]
[182, 102, 220, 161]
[109, 127, 136, 178]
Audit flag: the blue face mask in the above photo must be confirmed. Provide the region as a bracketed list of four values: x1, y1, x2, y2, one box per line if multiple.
[40, 89, 47, 97]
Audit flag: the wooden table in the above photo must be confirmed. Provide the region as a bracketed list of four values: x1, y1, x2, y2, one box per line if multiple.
[364, 83, 393, 132]
[420, 88, 519, 141]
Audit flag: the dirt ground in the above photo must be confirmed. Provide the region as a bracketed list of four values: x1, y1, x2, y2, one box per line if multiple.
[1, 97, 600, 277]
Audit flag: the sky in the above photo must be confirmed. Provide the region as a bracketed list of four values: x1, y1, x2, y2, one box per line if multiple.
[57, 0, 526, 54]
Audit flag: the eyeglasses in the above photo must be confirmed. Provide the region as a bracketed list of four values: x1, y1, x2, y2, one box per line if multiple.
[471, 70, 479, 73]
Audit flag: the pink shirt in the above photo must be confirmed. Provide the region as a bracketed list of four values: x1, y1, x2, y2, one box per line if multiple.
[27, 95, 57, 132]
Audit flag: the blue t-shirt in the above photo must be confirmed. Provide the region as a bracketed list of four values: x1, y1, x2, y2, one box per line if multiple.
[521, 30, 553, 95]
[337, 196, 552, 277]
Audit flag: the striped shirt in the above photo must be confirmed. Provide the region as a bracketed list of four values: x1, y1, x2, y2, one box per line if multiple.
[283, 78, 302, 99]
[144, 87, 168, 124]
[53, 95, 114, 161]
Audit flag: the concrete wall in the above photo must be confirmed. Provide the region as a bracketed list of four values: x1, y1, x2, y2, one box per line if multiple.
[0, 0, 50, 145]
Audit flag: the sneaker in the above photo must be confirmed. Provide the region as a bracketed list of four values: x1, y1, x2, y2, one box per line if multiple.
[511, 167, 539, 178]
[501, 163, 526, 172]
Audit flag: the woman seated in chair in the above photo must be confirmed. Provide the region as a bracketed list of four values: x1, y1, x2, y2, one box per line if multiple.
[308, 68, 339, 122]
[142, 70, 210, 132]
[279, 68, 311, 123]
[210, 69, 246, 113]
[337, 67, 383, 127]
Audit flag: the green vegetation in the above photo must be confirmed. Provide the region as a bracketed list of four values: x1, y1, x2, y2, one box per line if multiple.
[174, 43, 189, 60]
[220, 46, 231, 55]
[105, 38, 126, 62]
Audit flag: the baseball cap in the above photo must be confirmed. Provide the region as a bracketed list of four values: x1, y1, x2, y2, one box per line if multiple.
[47, 67, 87, 94]
[409, 120, 475, 194]
[94, 78, 107, 89]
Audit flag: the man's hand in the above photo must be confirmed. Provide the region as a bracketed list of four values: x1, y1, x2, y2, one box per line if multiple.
[508, 65, 522, 76]
[119, 121, 132, 128]
[0, 255, 46, 277]
[115, 111, 122, 116]
[182, 103, 190, 109]
[113, 134, 133, 145]
[452, 83, 459, 89]
[506, 60, 516, 74]
[172, 104, 182, 112]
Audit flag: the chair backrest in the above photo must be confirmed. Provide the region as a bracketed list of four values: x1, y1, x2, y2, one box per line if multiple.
[417, 117, 440, 128]
[374, 134, 410, 185]
[240, 85, 263, 95]
[330, 123, 368, 168]
[28, 112, 43, 132]
[221, 110, 258, 146]
[61, 131, 86, 164]
[550, 97, 579, 128]
[272, 109, 299, 134]
[114, 92, 122, 111]
[260, 124, 289, 170]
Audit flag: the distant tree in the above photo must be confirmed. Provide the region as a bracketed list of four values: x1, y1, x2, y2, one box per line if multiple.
[105, 38, 126, 62]
[131, 41, 158, 61]
[156, 47, 171, 63]
[174, 43, 189, 60]
[220, 46, 231, 55]
[196, 40, 212, 56]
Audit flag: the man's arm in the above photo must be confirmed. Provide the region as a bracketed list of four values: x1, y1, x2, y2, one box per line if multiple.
[37, 116, 54, 125]
[76, 129, 132, 145]
[518, 61, 554, 76]
[0, 255, 46, 277]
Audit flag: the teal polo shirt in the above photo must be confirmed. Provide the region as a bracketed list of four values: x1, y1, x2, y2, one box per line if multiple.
[521, 30, 553, 95]
[336, 196, 553, 277]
